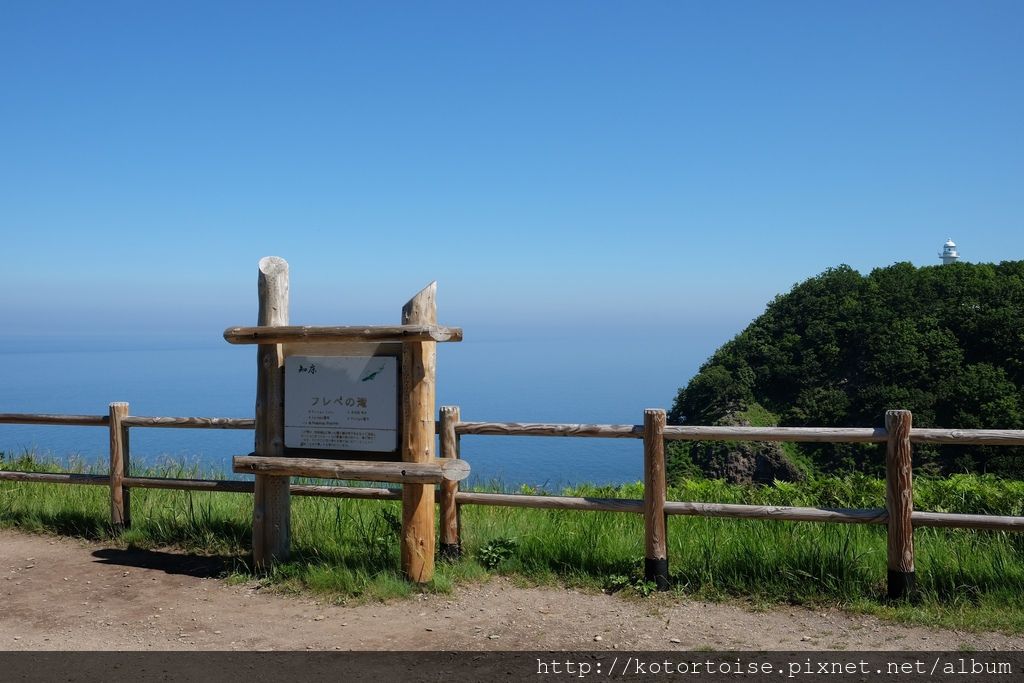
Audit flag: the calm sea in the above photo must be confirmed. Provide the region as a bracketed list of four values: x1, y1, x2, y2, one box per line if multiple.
[0, 330, 713, 489]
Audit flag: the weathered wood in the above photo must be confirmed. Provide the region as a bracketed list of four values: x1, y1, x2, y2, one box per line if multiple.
[233, 455, 468, 483]
[9, 468, 1024, 535]
[886, 410, 914, 599]
[6, 408, 1021, 449]
[643, 409, 669, 590]
[910, 428, 1024, 446]
[401, 282, 438, 583]
[0, 413, 108, 426]
[121, 416, 254, 429]
[0, 471, 109, 486]
[666, 501, 889, 524]
[105, 476, 407, 501]
[664, 425, 888, 443]
[11, 410, 1024, 449]
[16, 464, 1019, 532]
[439, 405, 462, 559]
[454, 422, 889, 443]
[122, 477, 254, 493]
[455, 421, 643, 438]
[291, 484, 403, 501]
[224, 324, 463, 345]
[912, 511, 1024, 531]
[451, 492, 891, 525]
[108, 402, 130, 530]
[253, 256, 291, 570]
[455, 491, 645, 512]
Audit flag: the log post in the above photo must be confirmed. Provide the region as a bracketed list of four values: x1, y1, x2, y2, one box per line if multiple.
[253, 256, 291, 571]
[885, 409, 915, 599]
[401, 282, 438, 582]
[439, 405, 462, 559]
[108, 401, 130, 530]
[643, 408, 669, 590]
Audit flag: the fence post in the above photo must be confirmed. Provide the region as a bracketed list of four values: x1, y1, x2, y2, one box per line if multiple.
[108, 401, 130, 530]
[885, 409, 914, 599]
[439, 405, 462, 559]
[401, 282, 438, 583]
[253, 256, 291, 571]
[643, 408, 669, 591]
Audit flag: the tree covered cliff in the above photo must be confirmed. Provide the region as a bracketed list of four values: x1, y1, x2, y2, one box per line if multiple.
[668, 261, 1024, 481]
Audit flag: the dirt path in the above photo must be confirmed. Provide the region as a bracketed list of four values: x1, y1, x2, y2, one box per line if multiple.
[1, 529, 1020, 651]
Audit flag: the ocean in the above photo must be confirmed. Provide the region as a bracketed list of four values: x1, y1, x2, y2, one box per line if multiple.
[0, 329, 716, 489]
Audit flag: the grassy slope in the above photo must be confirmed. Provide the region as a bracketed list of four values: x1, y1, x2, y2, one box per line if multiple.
[2, 455, 1023, 632]
[735, 402, 817, 476]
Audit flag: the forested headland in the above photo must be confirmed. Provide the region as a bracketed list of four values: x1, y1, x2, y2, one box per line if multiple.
[668, 261, 1024, 483]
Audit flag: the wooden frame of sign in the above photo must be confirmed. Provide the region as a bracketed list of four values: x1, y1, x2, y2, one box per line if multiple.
[224, 257, 463, 583]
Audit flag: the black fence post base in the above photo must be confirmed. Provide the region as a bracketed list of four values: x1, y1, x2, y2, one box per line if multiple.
[439, 543, 462, 561]
[887, 570, 915, 600]
[644, 558, 670, 591]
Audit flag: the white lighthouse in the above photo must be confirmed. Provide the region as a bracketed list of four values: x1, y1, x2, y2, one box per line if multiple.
[939, 239, 960, 265]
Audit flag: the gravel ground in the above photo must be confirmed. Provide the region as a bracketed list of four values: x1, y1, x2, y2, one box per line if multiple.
[2, 528, 1021, 651]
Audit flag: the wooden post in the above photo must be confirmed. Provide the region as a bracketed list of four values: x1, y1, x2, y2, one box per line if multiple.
[439, 405, 462, 559]
[643, 408, 669, 590]
[108, 402, 130, 530]
[885, 409, 915, 599]
[401, 282, 438, 583]
[253, 256, 291, 571]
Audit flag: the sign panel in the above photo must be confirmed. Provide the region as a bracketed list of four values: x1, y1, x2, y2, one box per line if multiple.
[284, 355, 398, 453]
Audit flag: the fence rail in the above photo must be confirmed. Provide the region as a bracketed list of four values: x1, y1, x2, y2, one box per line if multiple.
[3, 405, 1024, 598]
[121, 416, 254, 429]
[0, 413, 109, 427]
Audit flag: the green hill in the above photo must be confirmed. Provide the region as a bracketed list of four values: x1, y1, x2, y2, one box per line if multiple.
[668, 261, 1024, 482]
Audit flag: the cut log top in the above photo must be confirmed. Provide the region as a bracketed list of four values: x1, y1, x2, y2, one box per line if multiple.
[232, 455, 470, 484]
[223, 324, 463, 345]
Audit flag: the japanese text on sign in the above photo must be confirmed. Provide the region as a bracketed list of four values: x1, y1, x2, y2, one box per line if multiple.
[284, 355, 398, 452]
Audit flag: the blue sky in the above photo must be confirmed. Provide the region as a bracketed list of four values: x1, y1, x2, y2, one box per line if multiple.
[2, 1, 1022, 348]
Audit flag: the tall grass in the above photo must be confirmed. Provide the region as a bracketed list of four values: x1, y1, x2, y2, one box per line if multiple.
[2, 452, 1023, 630]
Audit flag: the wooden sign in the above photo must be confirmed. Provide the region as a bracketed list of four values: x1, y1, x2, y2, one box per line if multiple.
[226, 258, 464, 582]
[284, 354, 399, 453]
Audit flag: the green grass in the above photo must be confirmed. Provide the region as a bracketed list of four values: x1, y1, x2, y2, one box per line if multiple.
[734, 402, 818, 477]
[734, 402, 778, 428]
[2, 452, 1024, 630]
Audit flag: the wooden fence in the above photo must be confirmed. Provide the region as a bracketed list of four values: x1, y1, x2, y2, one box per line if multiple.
[4, 405, 1024, 598]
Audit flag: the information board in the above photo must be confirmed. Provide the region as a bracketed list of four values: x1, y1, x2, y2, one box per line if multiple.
[284, 355, 398, 453]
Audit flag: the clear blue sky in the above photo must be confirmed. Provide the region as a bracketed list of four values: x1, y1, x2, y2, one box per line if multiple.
[2, 1, 1021, 347]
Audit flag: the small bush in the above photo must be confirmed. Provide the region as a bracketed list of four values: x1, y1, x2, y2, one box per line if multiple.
[478, 537, 517, 569]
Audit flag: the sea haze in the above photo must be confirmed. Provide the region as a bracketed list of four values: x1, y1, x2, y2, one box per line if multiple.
[1, 327, 716, 488]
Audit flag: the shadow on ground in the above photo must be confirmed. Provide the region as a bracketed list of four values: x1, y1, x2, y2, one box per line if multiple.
[91, 547, 232, 578]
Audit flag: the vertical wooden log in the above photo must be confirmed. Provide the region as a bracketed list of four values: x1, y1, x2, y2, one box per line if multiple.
[401, 282, 438, 583]
[885, 409, 915, 599]
[108, 402, 130, 530]
[253, 256, 291, 571]
[643, 408, 669, 591]
[439, 405, 462, 559]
